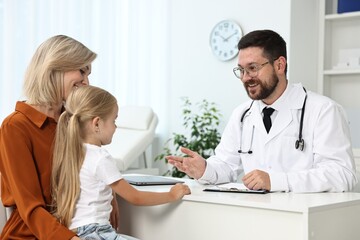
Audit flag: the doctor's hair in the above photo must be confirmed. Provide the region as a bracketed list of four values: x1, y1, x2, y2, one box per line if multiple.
[23, 35, 97, 107]
[238, 29, 287, 74]
[51, 85, 117, 227]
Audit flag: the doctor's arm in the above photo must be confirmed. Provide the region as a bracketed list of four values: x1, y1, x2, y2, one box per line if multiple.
[197, 108, 245, 184]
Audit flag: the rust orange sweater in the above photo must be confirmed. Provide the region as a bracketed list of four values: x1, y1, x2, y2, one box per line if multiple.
[0, 101, 76, 239]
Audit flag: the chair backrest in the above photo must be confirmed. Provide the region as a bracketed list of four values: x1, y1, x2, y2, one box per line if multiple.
[117, 106, 156, 130]
[104, 106, 158, 171]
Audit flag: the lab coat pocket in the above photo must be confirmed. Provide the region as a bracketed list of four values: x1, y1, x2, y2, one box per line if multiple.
[278, 135, 310, 171]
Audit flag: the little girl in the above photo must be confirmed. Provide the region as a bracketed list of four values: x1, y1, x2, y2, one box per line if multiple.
[51, 86, 191, 239]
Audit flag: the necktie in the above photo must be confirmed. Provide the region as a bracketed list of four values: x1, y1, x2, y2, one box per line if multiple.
[263, 107, 275, 133]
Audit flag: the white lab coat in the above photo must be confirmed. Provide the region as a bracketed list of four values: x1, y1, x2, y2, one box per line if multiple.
[199, 83, 357, 192]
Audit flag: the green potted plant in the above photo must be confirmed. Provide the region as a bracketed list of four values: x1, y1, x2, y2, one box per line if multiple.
[155, 97, 222, 178]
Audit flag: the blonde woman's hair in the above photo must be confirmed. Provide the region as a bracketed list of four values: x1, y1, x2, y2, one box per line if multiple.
[51, 85, 117, 227]
[23, 35, 97, 107]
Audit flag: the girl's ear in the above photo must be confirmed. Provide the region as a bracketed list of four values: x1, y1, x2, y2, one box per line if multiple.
[91, 116, 101, 132]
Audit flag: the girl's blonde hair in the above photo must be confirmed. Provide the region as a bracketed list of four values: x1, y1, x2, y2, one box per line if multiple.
[23, 35, 97, 107]
[51, 85, 117, 227]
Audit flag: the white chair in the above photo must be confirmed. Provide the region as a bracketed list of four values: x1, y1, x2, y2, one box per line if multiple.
[352, 149, 360, 192]
[0, 173, 7, 231]
[0, 204, 5, 232]
[104, 106, 159, 174]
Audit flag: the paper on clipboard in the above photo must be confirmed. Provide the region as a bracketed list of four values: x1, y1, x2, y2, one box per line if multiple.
[203, 183, 269, 194]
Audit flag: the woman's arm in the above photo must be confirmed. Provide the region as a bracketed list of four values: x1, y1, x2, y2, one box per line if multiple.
[0, 114, 76, 240]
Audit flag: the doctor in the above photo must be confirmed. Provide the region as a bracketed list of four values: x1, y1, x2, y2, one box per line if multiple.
[167, 29, 357, 193]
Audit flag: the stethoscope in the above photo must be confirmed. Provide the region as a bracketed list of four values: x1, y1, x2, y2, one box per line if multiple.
[238, 88, 307, 154]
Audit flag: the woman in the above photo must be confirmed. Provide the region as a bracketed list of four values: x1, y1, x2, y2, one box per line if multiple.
[0, 35, 96, 239]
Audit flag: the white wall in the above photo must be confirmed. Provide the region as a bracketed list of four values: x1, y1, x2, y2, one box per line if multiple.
[168, 0, 287, 135]
[288, 0, 319, 90]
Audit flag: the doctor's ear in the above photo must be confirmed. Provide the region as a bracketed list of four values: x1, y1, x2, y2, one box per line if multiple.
[275, 56, 286, 71]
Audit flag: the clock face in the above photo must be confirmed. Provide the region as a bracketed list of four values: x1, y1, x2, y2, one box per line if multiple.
[209, 20, 242, 61]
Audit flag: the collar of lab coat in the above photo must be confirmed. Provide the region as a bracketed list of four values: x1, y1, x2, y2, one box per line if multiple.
[253, 83, 307, 143]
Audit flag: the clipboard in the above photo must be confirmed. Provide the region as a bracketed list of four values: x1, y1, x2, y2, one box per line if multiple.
[203, 183, 269, 194]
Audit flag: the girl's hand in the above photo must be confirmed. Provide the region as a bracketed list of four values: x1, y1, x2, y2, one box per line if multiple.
[169, 183, 191, 200]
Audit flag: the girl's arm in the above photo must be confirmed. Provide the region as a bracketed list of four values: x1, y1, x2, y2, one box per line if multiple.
[110, 179, 191, 206]
[109, 191, 119, 230]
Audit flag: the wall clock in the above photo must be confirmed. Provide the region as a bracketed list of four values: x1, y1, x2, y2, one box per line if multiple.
[209, 20, 242, 61]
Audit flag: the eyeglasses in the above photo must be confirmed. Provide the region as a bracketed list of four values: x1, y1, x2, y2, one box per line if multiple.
[233, 61, 269, 79]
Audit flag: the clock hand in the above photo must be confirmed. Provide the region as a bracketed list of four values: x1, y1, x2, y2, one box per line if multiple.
[224, 32, 238, 41]
[219, 35, 226, 41]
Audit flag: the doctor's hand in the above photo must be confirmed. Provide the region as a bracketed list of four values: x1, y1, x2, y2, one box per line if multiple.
[242, 170, 271, 191]
[166, 147, 206, 179]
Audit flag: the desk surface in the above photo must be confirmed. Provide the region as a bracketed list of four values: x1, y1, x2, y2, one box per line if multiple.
[130, 177, 360, 213]
[120, 176, 360, 240]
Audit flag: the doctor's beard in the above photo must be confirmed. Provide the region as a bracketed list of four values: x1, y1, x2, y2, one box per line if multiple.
[244, 71, 279, 100]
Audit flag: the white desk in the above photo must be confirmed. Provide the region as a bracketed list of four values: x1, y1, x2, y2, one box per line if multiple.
[118, 178, 360, 240]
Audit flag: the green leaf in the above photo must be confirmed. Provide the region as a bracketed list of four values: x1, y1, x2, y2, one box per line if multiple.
[155, 98, 222, 178]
